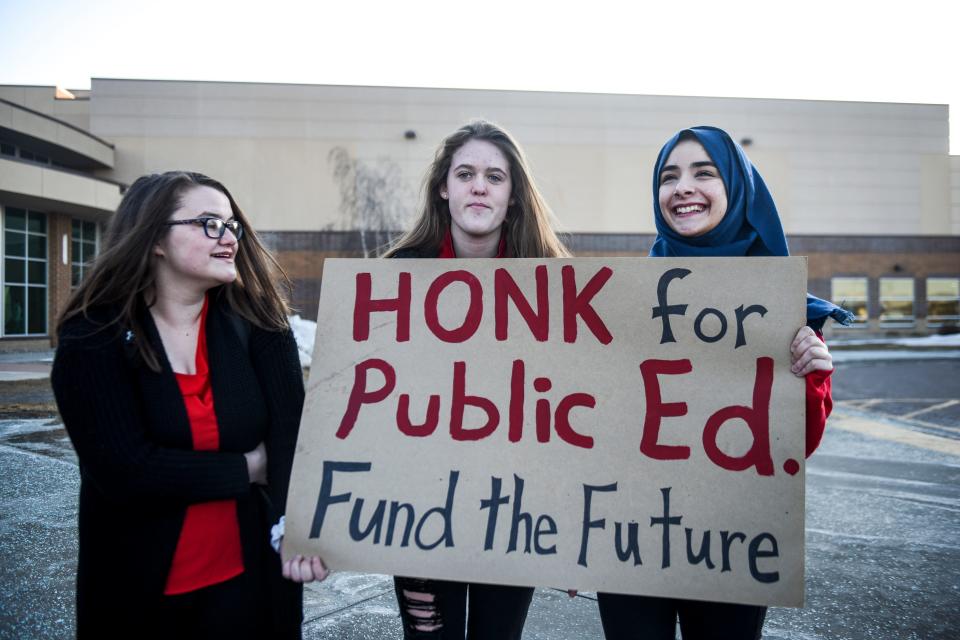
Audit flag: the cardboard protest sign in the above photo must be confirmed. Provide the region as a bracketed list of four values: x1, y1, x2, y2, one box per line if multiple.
[284, 257, 808, 607]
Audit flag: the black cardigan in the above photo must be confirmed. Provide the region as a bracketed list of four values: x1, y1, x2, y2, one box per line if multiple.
[52, 290, 304, 637]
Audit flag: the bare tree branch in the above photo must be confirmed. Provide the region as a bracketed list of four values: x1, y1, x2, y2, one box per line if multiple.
[328, 147, 412, 257]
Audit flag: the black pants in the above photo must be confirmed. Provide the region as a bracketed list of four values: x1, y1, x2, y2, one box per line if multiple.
[394, 576, 534, 639]
[146, 571, 271, 640]
[597, 592, 766, 640]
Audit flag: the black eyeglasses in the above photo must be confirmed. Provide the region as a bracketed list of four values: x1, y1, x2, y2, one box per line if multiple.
[164, 217, 243, 240]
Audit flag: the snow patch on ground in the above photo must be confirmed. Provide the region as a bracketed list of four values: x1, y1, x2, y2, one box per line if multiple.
[289, 315, 317, 367]
[832, 333, 960, 347]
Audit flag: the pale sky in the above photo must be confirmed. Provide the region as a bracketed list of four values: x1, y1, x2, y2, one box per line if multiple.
[1, 0, 956, 153]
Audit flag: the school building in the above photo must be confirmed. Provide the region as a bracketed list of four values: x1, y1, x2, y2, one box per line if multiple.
[1, 79, 958, 347]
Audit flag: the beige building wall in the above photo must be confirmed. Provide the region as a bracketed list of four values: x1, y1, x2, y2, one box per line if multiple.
[88, 79, 953, 236]
[0, 100, 113, 169]
[0, 85, 93, 132]
[0, 158, 122, 216]
[2, 81, 955, 339]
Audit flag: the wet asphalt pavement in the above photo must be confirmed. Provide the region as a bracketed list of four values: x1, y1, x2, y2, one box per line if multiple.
[831, 358, 960, 431]
[0, 357, 957, 639]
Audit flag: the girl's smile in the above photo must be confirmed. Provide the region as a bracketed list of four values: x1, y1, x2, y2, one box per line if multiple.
[658, 139, 728, 237]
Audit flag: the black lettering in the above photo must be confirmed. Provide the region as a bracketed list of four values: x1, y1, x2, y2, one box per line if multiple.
[507, 475, 533, 554]
[385, 502, 415, 547]
[414, 470, 459, 550]
[685, 528, 715, 569]
[349, 499, 386, 543]
[720, 530, 748, 572]
[479, 476, 509, 551]
[578, 483, 618, 567]
[650, 487, 682, 569]
[310, 461, 372, 538]
[694, 308, 727, 343]
[748, 532, 780, 583]
[652, 268, 691, 344]
[534, 515, 558, 555]
[735, 304, 767, 348]
[614, 521, 643, 565]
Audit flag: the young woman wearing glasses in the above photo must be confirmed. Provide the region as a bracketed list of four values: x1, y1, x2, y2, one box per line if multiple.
[52, 171, 325, 639]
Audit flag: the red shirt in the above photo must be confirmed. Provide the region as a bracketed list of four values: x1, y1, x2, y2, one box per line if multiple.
[804, 344, 833, 458]
[164, 296, 245, 595]
[438, 227, 507, 258]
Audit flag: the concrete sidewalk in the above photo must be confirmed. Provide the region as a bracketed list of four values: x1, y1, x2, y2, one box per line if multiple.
[0, 350, 53, 382]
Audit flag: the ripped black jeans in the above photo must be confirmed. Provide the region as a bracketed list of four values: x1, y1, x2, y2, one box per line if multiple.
[394, 577, 534, 639]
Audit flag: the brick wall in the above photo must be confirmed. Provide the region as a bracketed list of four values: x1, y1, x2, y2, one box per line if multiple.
[46, 212, 73, 345]
[262, 231, 960, 332]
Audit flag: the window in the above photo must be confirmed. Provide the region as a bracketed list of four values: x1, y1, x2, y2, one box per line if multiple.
[926, 278, 960, 327]
[0, 140, 52, 165]
[831, 277, 869, 327]
[17, 149, 50, 166]
[71, 219, 99, 287]
[879, 277, 915, 327]
[3, 207, 48, 336]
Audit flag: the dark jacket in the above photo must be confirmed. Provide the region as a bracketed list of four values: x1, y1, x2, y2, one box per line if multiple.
[51, 289, 304, 637]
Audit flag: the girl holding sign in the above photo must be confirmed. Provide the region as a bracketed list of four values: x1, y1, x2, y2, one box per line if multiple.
[382, 120, 571, 639]
[52, 172, 315, 638]
[596, 126, 852, 639]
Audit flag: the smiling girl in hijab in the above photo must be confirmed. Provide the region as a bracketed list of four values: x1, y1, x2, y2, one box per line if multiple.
[596, 126, 853, 640]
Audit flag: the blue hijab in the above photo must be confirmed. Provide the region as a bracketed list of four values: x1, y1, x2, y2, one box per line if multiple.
[650, 126, 852, 331]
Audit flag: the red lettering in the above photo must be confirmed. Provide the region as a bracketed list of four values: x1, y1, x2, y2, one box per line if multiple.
[534, 377, 553, 442]
[495, 266, 549, 341]
[554, 393, 596, 449]
[536, 398, 552, 442]
[425, 271, 483, 343]
[702, 357, 775, 476]
[397, 394, 440, 437]
[450, 361, 500, 440]
[639, 359, 693, 460]
[336, 358, 396, 439]
[508, 360, 525, 442]
[353, 272, 411, 342]
[562, 265, 613, 344]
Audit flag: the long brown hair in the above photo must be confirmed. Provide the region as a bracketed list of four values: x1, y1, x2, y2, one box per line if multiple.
[382, 121, 571, 258]
[57, 171, 292, 371]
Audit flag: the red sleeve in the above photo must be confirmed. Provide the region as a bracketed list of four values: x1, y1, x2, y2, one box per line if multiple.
[804, 333, 833, 458]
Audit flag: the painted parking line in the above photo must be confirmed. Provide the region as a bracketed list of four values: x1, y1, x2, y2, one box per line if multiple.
[835, 399, 960, 433]
[900, 399, 960, 420]
[838, 398, 946, 409]
[829, 410, 960, 457]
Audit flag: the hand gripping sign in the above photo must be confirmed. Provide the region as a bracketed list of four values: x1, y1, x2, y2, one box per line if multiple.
[284, 257, 808, 607]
